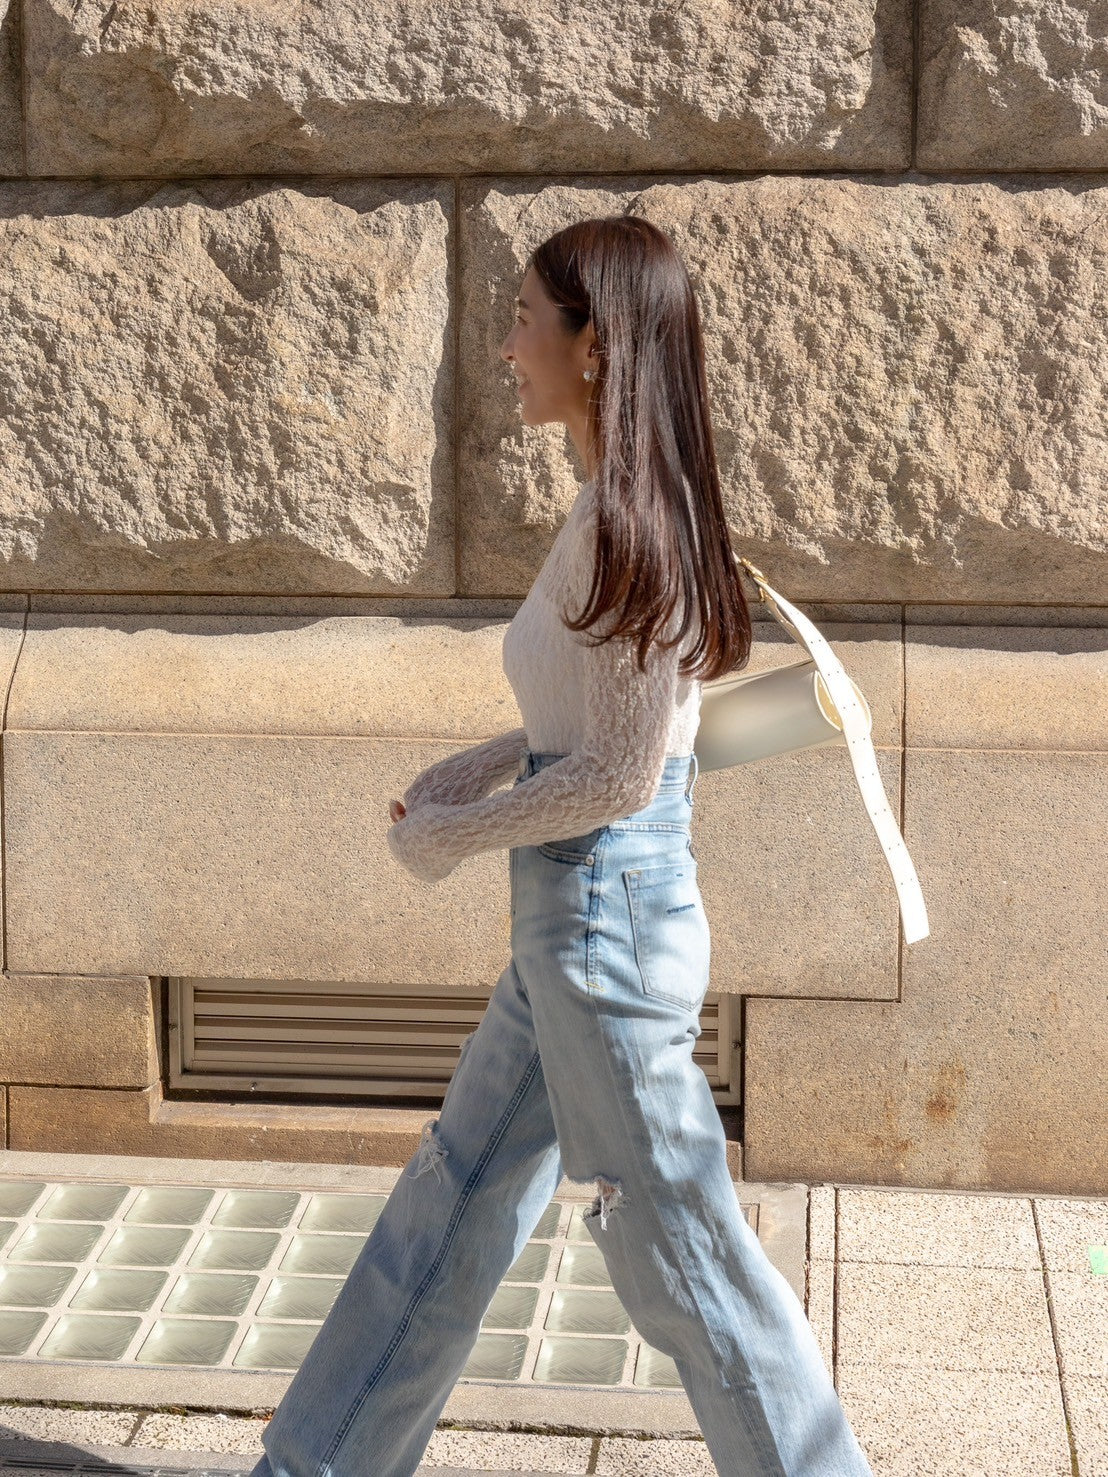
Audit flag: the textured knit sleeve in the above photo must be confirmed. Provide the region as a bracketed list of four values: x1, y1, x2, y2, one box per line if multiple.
[386, 518, 684, 884]
[401, 726, 529, 811]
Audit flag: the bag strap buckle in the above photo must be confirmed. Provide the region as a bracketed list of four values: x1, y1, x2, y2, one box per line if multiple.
[736, 555, 768, 601]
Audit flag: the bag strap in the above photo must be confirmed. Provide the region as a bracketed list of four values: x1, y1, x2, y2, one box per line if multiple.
[735, 556, 930, 945]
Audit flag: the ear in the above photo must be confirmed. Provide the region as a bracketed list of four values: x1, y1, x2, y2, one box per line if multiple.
[578, 320, 601, 375]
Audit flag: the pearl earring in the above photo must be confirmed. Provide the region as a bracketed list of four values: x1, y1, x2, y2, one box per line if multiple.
[583, 368, 595, 381]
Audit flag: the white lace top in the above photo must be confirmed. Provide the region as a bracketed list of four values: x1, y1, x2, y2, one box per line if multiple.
[386, 476, 703, 882]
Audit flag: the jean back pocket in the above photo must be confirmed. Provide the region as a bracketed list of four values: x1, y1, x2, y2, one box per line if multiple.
[623, 858, 710, 1009]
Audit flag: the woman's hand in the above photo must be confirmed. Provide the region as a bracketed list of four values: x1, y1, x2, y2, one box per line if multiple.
[386, 801, 460, 883]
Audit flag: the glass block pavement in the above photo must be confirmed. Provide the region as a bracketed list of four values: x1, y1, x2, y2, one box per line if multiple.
[0, 1179, 758, 1388]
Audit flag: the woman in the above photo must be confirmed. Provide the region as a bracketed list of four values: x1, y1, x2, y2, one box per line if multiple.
[254, 217, 873, 1477]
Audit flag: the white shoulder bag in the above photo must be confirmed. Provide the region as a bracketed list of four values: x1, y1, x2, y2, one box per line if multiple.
[695, 556, 930, 945]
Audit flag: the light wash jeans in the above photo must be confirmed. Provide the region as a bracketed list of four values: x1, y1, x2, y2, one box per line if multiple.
[252, 750, 874, 1477]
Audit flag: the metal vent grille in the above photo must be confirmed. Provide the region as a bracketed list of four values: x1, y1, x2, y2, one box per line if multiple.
[168, 978, 740, 1105]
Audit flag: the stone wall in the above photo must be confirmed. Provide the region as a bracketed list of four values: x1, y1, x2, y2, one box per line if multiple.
[0, 0, 1104, 1191]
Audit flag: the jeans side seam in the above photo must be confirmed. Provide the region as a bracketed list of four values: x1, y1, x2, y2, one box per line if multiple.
[319, 1046, 546, 1476]
[579, 968, 788, 1476]
[585, 825, 609, 986]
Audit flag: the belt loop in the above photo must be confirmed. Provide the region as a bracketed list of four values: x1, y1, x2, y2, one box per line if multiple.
[685, 751, 699, 798]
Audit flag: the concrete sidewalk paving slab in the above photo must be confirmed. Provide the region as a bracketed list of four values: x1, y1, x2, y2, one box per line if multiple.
[1034, 1196, 1108, 1273]
[0, 1368, 297, 1417]
[835, 1366, 1072, 1477]
[0, 1404, 137, 1445]
[592, 1436, 714, 1473]
[0, 1441, 568, 1477]
[807, 1185, 835, 1262]
[123, 1419, 599, 1473]
[120, 1411, 267, 1456]
[836, 1264, 1058, 1372]
[422, 1429, 594, 1473]
[1046, 1269, 1108, 1376]
[419, 1470, 572, 1476]
[0, 1434, 257, 1470]
[0, 1377, 703, 1440]
[836, 1188, 1042, 1268]
[1063, 1374, 1108, 1475]
[0, 1431, 713, 1476]
[805, 1256, 835, 1371]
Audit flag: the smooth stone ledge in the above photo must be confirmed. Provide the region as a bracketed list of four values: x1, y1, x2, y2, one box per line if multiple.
[0, 1146, 751, 1200]
[4, 1085, 746, 1181]
[8, 611, 903, 740]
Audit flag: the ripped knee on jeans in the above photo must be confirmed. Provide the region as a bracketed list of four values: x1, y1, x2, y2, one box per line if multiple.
[412, 1117, 450, 1185]
[583, 1174, 624, 1231]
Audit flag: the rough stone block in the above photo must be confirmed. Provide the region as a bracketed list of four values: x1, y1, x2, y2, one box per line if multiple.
[0, 0, 20, 175]
[0, 614, 26, 688]
[0, 612, 27, 690]
[460, 175, 1108, 602]
[23, 0, 911, 176]
[0, 975, 158, 1088]
[6, 724, 903, 999]
[906, 603, 1108, 630]
[0, 179, 453, 594]
[0, 613, 29, 955]
[918, 1, 1108, 169]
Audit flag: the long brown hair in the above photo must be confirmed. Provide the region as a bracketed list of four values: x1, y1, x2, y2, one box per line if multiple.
[528, 214, 752, 683]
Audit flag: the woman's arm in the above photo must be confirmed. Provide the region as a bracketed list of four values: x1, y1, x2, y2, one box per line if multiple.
[386, 612, 683, 883]
[401, 726, 529, 811]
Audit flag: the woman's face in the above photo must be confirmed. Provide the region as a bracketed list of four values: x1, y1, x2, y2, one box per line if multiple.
[499, 267, 597, 429]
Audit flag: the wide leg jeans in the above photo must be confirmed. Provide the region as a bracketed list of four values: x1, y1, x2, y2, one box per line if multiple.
[252, 750, 874, 1477]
